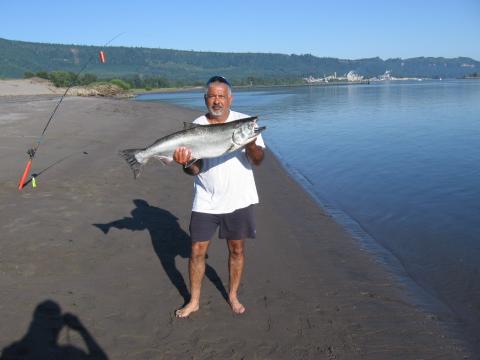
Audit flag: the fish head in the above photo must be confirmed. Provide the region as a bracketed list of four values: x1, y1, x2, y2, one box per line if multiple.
[232, 117, 266, 146]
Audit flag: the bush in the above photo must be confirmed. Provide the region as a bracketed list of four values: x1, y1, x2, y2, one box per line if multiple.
[49, 71, 77, 87]
[79, 73, 97, 85]
[24, 71, 35, 79]
[36, 71, 49, 79]
[109, 79, 130, 90]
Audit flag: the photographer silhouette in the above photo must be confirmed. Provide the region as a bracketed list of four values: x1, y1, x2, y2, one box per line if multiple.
[1, 300, 107, 360]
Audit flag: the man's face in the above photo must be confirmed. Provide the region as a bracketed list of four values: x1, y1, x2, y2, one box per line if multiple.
[204, 83, 232, 117]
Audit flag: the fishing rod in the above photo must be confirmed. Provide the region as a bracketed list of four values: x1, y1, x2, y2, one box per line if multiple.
[17, 33, 123, 191]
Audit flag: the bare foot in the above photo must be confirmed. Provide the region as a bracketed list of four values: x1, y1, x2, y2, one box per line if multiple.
[175, 302, 199, 318]
[229, 297, 246, 314]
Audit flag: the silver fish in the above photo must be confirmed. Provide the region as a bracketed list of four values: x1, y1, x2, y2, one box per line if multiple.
[119, 116, 265, 178]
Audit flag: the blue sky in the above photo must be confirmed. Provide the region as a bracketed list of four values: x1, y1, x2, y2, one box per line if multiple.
[1, 0, 479, 60]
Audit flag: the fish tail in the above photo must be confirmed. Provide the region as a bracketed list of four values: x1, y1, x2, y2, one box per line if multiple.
[118, 149, 145, 179]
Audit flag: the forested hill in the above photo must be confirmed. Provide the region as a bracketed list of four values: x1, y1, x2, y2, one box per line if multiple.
[1, 37, 478, 83]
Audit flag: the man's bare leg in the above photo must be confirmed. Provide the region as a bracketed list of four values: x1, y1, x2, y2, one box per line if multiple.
[176, 240, 210, 318]
[227, 239, 246, 314]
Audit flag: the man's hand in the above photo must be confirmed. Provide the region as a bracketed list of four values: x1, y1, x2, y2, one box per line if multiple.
[173, 147, 202, 175]
[245, 139, 264, 166]
[63, 313, 84, 331]
[173, 147, 192, 166]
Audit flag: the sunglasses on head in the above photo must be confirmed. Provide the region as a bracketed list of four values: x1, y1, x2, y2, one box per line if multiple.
[206, 75, 231, 88]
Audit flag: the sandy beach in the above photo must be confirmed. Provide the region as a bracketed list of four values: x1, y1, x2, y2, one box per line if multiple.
[0, 78, 65, 97]
[0, 85, 474, 358]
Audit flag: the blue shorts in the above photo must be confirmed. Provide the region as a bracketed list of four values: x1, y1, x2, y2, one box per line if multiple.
[189, 205, 256, 242]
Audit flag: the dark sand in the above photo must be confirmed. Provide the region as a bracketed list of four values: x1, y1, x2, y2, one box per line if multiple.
[0, 95, 474, 359]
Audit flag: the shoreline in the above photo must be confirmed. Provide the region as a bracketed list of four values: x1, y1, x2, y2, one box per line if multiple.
[132, 81, 371, 96]
[0, 77, 464, 100]
[0, 95, 474, 358]
[133, 81, 480, 351]
[267, 146, 471, 336]
[131, 78, 462, 97]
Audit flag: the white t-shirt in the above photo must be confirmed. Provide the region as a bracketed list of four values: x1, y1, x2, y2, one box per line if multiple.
[191, 110, 266, 214]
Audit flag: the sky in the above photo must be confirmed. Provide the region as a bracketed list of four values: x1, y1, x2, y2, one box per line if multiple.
[1, 0, 479, 60]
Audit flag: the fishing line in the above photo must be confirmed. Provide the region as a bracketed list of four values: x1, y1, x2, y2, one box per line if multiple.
[17, 32, 123, 191]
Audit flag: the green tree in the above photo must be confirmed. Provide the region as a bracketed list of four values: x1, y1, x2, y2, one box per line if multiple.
[79, 73, 97, 85]
[49, 71, 77, 87]
[35, 71, 49, 79]
[109, 79, 130, 90]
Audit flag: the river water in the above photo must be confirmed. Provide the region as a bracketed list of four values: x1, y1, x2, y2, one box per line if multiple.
[136, 79, 480, 346]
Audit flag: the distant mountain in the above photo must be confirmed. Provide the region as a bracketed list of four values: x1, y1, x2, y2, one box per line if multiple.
[1, 37, 478, 82]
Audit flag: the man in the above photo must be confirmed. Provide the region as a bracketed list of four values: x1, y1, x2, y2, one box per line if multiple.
[173, 76, 265, 317]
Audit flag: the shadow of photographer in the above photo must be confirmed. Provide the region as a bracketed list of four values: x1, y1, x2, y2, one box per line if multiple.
[93, 199, 228, 305]
[1, 300, 107, 360]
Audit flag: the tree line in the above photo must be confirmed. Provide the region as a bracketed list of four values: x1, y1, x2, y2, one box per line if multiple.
[3, 38, 479, 81]
[24, 70, 305, 89]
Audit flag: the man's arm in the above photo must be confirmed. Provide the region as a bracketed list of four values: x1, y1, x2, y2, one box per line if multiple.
[173, 147, 203, 176]
[183, 159, 203, 176]
[245, 140, 264, 166]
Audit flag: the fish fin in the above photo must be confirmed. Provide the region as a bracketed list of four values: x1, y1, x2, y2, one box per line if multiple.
[118, 149, 144, 179]
[183, 122, 199, 130]
[184, 158, 198, 168]
[153, 155, 173, 165]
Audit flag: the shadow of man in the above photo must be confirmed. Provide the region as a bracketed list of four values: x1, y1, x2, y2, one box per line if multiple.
[93, 199, 228, 306]
[0, 300, 108, 360]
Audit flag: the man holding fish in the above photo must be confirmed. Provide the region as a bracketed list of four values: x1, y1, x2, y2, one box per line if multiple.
[173, 76, 265, 317]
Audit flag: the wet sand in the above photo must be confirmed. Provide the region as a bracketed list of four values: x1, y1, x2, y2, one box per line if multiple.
[0, 94, 473, 359]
